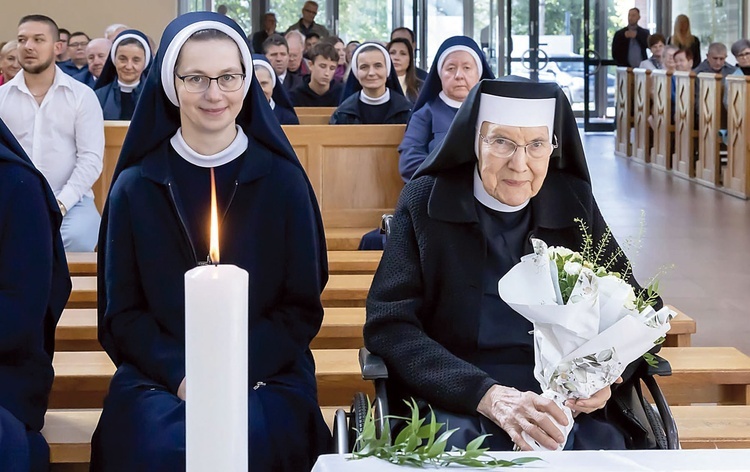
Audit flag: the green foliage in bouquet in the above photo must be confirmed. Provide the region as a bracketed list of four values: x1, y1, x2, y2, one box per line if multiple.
[351, 398, 541, 468]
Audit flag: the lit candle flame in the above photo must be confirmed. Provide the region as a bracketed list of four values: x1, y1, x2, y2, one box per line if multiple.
[209, 168, 220, 264]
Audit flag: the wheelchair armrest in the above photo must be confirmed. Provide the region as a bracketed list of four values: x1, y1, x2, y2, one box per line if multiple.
[647, 354, 672, 377]
[359, 347, 389, 381]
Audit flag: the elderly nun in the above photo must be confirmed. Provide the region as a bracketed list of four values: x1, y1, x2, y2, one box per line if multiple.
[365, 77, 663, 452]
[252, 54, 300, 125]
[94, 30, 152, 120]
[89, 12, 330, 471]
[397, 36, 494, 182]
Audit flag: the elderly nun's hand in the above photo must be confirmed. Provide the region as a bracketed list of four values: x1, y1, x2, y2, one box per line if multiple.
[565, 376, 622, 417]
[477, 385, 569, 451]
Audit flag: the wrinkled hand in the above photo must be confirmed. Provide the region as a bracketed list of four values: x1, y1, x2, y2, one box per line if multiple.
[177, 377, 187, 401]
[565, 376, 622, 417]
[477, 385, 569, 451]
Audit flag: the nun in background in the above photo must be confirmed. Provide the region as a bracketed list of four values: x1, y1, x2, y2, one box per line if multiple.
[94, 30, 152, 120]
[365, 77, 663, 452]
[398, 36, 494, 182]
[89, 12, 330, 471]
[252, 54, 300, 125]
[0, 117, 70, 472]
[330, 42, 411, 125]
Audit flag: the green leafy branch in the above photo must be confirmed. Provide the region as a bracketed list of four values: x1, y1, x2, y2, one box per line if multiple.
[351, 398, 542, 468]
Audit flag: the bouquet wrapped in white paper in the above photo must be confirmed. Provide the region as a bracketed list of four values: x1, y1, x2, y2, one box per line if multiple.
[497, 238, 674, 451]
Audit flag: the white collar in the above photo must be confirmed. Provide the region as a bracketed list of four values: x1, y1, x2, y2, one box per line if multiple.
[269, 98, 276, 110]
[473, 165, 529, 212]
[278, 70, 287, 83]
[170, 125, 248, 168]
[359, 88, 390, 105]
[439, 91, 462, 109]
[12, 66, 71, 97]
[118, 80, 139, 93]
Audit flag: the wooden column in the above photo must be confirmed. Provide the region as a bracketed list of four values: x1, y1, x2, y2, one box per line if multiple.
[696, 72, 723, 187]
[632, 68, 652, 164]
[672, 71, 696, 179]
[615, 67, 633, 157]
[725, 75, 750, 199]
[651, 70, 673, 171]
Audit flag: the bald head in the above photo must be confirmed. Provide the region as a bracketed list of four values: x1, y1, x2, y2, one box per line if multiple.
[86, 38, 112, 78]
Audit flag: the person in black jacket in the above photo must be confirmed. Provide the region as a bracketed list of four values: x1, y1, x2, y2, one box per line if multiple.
[611, 8, 649, 67]
[364, 77, 663, 452]
[330, 42, 411, 125]
[0, 117, 71, 472]
[290, 42, 343, 107]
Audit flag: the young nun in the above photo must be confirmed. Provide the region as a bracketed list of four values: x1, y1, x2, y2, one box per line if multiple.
[330, 42, 412, 125]
[94, 30, 152, 120]
[0, 117, 70, 472]
[89, 12, 330, 471]
[252, 54, 300, 125]
[398, 36, 494, 182]
[366, 77, 658, 451]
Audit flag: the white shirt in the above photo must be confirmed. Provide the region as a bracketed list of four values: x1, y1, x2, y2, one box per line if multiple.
[0, 66, 104, 211]
[278, 71, 287, 84]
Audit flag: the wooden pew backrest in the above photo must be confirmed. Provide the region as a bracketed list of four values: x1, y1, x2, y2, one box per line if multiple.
[615, 67, 634, 157]
[672, 71, 696, 178]
[696, 72, 723, 186]
[632, 68, 652, 163]
[725, 75, 750, 199]
[650, 70, 673, 170]
[94, 121, 129, 213]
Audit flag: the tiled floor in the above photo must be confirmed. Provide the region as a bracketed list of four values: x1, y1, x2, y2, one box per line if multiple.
[582, 133, 750, 354]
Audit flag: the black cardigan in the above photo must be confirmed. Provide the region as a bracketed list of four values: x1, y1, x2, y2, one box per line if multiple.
[364, 163, 657, 417]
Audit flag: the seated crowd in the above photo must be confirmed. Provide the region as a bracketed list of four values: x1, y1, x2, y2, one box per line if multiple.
[0, 5, 747, 472]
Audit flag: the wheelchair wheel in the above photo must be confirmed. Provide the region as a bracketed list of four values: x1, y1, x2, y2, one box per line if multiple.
[349, 392, 370, 451]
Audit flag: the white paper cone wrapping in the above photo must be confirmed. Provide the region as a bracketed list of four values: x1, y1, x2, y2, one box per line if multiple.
[185, 264, 249, 472]
[520, 391, 574, 451]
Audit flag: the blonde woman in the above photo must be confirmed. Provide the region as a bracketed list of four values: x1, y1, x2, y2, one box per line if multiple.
[668, 14, 701, 65]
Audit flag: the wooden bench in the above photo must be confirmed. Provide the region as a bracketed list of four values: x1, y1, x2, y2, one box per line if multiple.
[664, 305, 697, 347]
[56, 307, 366, 351]
[68, 274, 373, 309]
[658, 347, 750, 405]
[632, 68, 652, 164]
[724, 75, 750, 199]
[97, 123, 405, 232]
[66, 250, 382, 276]
[650, 70, 673, 171]
[672, 71, 697, 179]
[672, 405, 750, 449]
[615, 67, 633, 157]
[695, 72, 723, 187]
[50, 349, 372, 409]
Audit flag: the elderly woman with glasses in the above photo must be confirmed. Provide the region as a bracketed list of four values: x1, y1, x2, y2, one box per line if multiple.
[89, 12, 330, 472]
[365, 77, 660, 452]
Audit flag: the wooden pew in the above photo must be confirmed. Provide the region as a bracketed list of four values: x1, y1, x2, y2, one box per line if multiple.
[650, 70, 673, 171]
[632, 68, 652, 164]
[672, 405, 750, 449]
[295, 107, 336, 116]
[724, 75, 750, 199]
[664, 305, 697, 348]
[658, 347, 750, 405]
[68, 274, 373, 310]
[50, 349, 372, 409]
[695, 72, 723, 187]
[96, 123, 405, 238]
[672, 71, 697, 179]
[615, 67, 633, 157]
[57, 307, 367, 351]
[66, 250, 382, 277]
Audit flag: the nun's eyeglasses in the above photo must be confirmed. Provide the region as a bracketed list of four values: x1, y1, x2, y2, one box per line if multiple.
[175, 73, 246, 93]
[479, 134, 558, 159]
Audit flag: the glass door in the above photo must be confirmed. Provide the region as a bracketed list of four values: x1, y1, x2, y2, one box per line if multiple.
[507, 0, 587, 113]
[583, 0, 618, 131]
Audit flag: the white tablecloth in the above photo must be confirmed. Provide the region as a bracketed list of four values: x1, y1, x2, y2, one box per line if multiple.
[312, 449, 750, 471]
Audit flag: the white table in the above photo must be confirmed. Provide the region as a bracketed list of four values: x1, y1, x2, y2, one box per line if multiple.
[312, 450, 750, 471]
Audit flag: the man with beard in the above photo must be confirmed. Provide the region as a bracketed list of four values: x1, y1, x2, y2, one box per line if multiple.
[0, 15, 104, 252]
[74, 38, 112, 88]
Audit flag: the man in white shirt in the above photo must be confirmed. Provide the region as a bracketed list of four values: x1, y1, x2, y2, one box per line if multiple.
[0, 14, 104, 252]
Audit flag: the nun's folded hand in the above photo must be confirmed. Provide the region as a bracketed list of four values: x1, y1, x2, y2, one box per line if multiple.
[477, 385, 568, 451]
[177, 377, 187, 401]
[565, 376, 622, 417]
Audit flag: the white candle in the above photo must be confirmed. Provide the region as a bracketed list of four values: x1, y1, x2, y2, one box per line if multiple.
[184, 169, 248, 471]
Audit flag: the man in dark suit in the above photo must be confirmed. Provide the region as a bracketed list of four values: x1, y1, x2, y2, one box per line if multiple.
[251, 12, 277, 53]
[611, 8, 649, 67]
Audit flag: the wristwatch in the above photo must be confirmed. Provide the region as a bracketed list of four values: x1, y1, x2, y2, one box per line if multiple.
[57, 199, 68, 217]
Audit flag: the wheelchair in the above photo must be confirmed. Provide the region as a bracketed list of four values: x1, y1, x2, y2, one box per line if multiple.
[332, 215, 680, 453]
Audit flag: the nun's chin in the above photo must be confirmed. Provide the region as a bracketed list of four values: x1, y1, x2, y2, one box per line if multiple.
[486, 180, 533, 207]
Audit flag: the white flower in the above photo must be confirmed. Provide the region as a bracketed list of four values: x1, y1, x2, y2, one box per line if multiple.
[550, 246, 574, 258]
[563, 261, 583, 276]
[624, 288, 637, 310]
